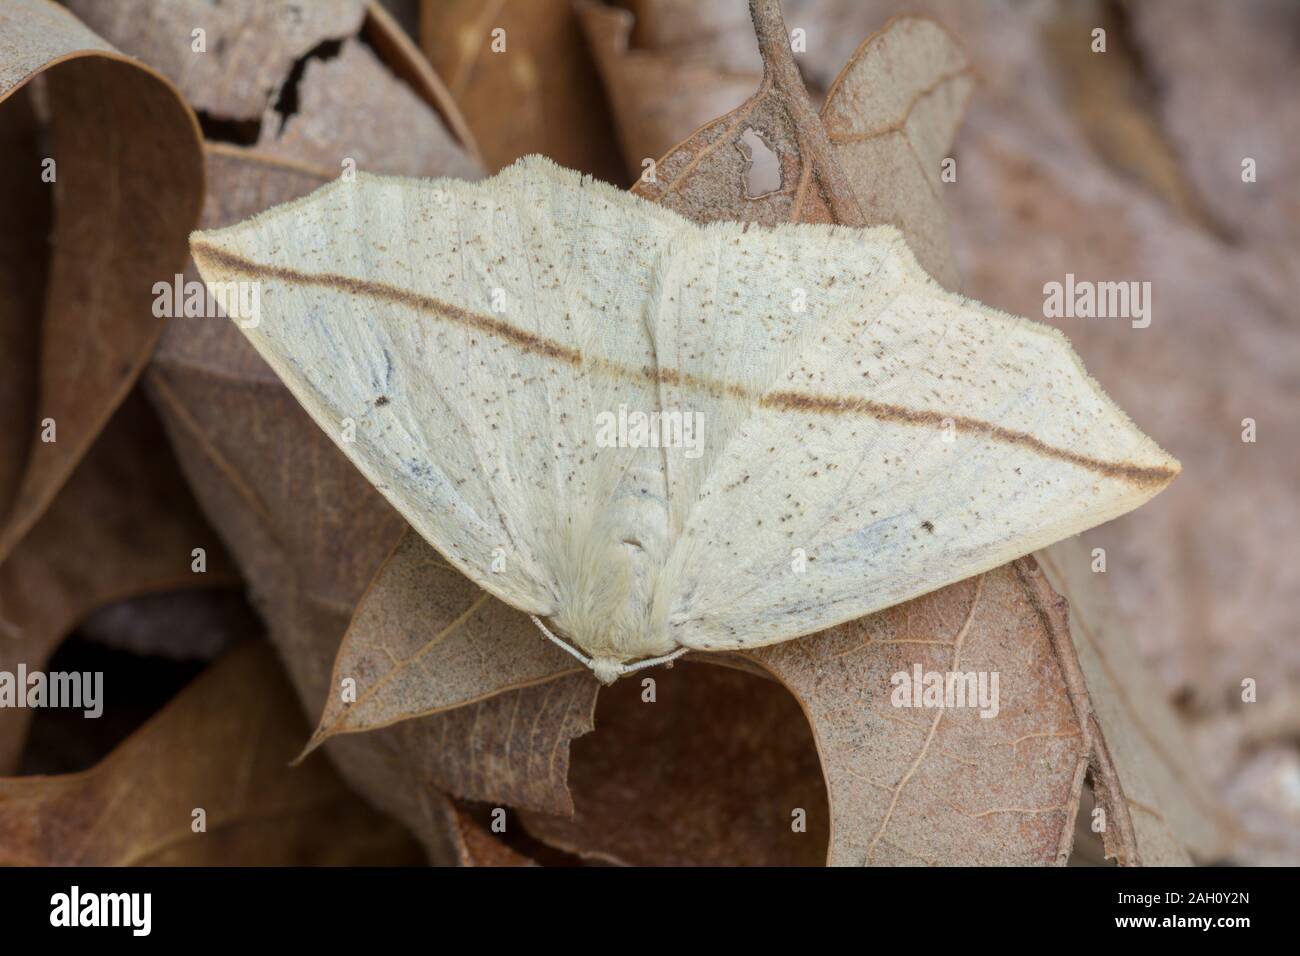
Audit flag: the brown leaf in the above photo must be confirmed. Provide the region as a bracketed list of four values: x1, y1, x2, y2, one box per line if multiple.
[628, 0, 863, 226]
[420, 0, 623, 180]
[452, 805, 537, 866]
[0, 393, 235, 772]
[819, 15, 974, 287]
[0, 642, 424, 866]
[0, 0, 204, 563]
[305, 531, 586, 757]
[62, 0, 367, 121]
[576, 0, 761, 183]
[520, 661, 828, 866]
[1039, 540, 1232, 864]
[752, 559, 1172, 865]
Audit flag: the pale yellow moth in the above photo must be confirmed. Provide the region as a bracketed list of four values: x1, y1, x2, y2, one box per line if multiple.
[191, 157, 1178, 683]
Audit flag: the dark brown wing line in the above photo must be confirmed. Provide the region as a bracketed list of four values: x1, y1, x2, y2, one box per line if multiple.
[190, 243, 1178, 489]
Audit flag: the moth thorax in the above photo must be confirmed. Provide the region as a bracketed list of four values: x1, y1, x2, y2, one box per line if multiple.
[547, 513, 672, 667]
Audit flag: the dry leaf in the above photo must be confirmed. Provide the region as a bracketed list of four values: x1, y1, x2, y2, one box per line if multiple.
[629, 0, 862, 225]
[0, 0, 204, 563]
[306, 531, 584, 752]
[0, 393, 235, 772]
[519, 661, 828, 866]
[741, 564, 1088, 865]
[452, 805, 537, 866]
[63, 0, 367, 121]
[0, 0, 208, 767]
[1038, 539, 1231, 864]
[576, 0, 762, 183]
[420, 0, 623, 180]
[0, 642, 423, 865]
[819, 15, 974, 287]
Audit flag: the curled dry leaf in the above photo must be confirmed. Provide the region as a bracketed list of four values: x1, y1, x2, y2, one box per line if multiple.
[576, 0, 762, 183]
[0, 0, 204, 563]
[419, 0, 623, 180]
[0, 393, 234, 772]
[0, 0, 213, 764]
[0, 642, 424, 866]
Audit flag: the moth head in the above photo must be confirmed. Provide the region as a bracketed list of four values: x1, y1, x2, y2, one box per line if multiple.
[590, 658, 624, 685]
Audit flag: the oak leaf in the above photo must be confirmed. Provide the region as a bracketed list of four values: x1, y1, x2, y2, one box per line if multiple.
[0, 642, 424, 866]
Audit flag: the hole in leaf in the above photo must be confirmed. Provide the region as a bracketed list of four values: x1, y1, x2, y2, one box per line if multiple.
[738, 128, 782, 199]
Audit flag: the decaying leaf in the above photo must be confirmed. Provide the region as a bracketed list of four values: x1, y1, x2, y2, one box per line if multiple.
[62, 0, 366, 121]
[0, 0, 204, 563]
[0, 642, 423, 865]
[420, 0, 623, 180]
[629, 0, 863, 225]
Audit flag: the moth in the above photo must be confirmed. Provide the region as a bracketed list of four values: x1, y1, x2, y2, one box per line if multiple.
[191, 157, 1178, 683]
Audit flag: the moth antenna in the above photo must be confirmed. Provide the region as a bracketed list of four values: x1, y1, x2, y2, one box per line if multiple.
[530, 614, 593, 668]
[618, 648, 689, 675]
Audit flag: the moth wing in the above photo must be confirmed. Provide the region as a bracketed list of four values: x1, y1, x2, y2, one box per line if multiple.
[191, 158, 680, 615]
[655, 226, 1178, 651]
